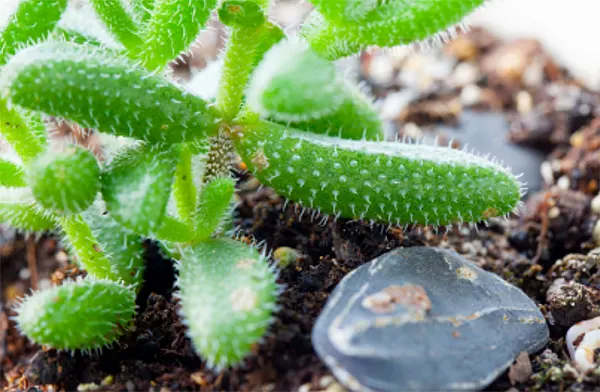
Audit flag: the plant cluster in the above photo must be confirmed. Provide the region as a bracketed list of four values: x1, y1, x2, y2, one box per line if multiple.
[0, 0, 521, 368]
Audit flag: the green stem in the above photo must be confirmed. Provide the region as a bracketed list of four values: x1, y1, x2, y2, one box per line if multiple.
[0, 99, 47, 164]
[173, 144, 197, 224]
[216, 22, 284, 120]
[89, 0, 143, 53]
[58, 214, 119, 281]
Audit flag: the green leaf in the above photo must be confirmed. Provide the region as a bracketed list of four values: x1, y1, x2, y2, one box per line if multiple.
[177, 238, 278, 369]
[303, 0, 485, 60]
[218, 1, 266, 28]
[309, 0, 384, 23]
[138, 0, 219, 70]
[0, 0, 68, 65]
[154, 215, 196, 242]
[195, 176, 235, 241]
[0, 159, 26, 187]
[101, 142, 180, 237]
[216, 22, 284, 120]
[83, 201, 146, 289]
[59, 214, 121, 281]
[172, 145, 197, 224]
[130, 0, 156, 21]
[28, 146, 100, 214]
[52, 27, 106, 47]
[14, 277, 136, 350]
[232, 120, 522, 226]
[247, 39, 383, 140]
[88, 0, 143, 51]
[0, 188, 57, 231]
[0, 41, 219, 144]
[0, 98, 47, 164]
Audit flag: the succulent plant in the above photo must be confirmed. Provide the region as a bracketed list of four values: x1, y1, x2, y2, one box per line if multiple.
[0, 0, 521, 368]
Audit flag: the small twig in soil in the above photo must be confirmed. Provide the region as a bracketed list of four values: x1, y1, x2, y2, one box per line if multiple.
[26, 235, 38, 291]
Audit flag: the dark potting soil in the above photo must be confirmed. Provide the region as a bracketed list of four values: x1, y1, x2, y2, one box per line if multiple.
[2, 26, 600, 392]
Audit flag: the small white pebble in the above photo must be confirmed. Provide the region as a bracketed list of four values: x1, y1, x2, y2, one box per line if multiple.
[403, 123, 422, 140]
[451, 62, 481, 87]
[591, 194, 600, 214]
[55, 250, 69, 264]
[540, 161, 554, 184]
[548, 207, 561, 220]
[368, 55, 394, 85]
[516, 90, 533, 114]
[566, 316, 600, 373]
[557, 176, 570, 190]
[593, 220, 600, 245]
[460, 84, 482, 106]
[380, 91, 418, 120]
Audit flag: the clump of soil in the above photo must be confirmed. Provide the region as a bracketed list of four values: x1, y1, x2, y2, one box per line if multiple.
[2, 27, 600, 392]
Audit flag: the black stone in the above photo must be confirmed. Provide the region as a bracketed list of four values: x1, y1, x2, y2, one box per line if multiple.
[312, 247, 549, 391]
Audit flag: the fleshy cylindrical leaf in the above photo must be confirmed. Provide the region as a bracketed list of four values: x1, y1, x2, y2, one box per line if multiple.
[138, 0, 219, 70]
[0, 188, 56, 232]
[88, 0, 143, 50]
[232, 121, 522, 226]
[0, 41, 219, 144]
[218, 1, 266, 28]
[303, 0, 485, 60]
[101, 142, 180, 236]
[83, 201, 146, 289]
[0, 98, 47, 164]
[177, 238, 278, 369]
[247, 39, 344, 123]
[195, 177, 235, 240]
[247, 39, 383, 140]
[28, 146, 100, 214]
[14, 278, 136, 350]
[0, 0, 68, 65]
[309, 0, 382, 23]
[0, 159, 26, 187]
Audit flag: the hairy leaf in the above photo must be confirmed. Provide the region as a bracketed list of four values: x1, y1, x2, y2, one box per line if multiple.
[0, 159, 26, 187]
[101, 142, 180, 237]
[303, 0, 485, 59]
[89, 0, 143, 50]
[0, 41, 219, 144]
[138, 0, 219, 70]
[28, 146, 100, 214]
[0, 188, 56, 231]
[83, 201, 146, 289]
[247, 39, 383, 140]
[232, 120, 522, 226]
[14, 278, 136, 350]
[309, 0, 385, 23]
[195, 176, 235, 241]
[177, 238, 278, 369]
[173, 145, 196, 224]
[0, 98, 47, 164]
[218, 0, 266, 28]
[0, 0, 68, 65]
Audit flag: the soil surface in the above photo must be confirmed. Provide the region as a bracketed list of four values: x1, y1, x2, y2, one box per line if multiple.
[2, 27, 600, 392]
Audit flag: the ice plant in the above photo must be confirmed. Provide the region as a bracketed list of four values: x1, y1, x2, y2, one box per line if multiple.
[0, 0, 519, 367]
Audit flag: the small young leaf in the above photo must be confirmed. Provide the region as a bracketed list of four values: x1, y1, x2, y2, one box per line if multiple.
[137, 0, 219, 70]
[101, 142, 180, 236]
[0, 159, 26, 187]
[83, 201, 146, 289]
[0, 98, 47, 164]
[172, 145, 197, 225]
[218, 1, 266, 29]
[0, 41, 219, 144]
[0, 188, 56, 231]
[28, 146, 100, 214]
[232, 121, 522, 226]
[177, 238, 278, 369]
[247, 39, 383, 140]
[59, 214, 121, 281]
[88, 0, 143, 51]
[14, 278, 136, 350]
[217, 22, 284, 119]
[0, 0, 68, 65]
[155, 215, 196, 242]
[303, 0, 485, 60]
[195, 177, 236, 241]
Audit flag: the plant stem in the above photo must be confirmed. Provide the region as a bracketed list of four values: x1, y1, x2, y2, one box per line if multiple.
[0, 99, 47, 164]
[173, 144, 197, 224]
[216, 22, 284, 120]
[58, 214, 119, 282]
